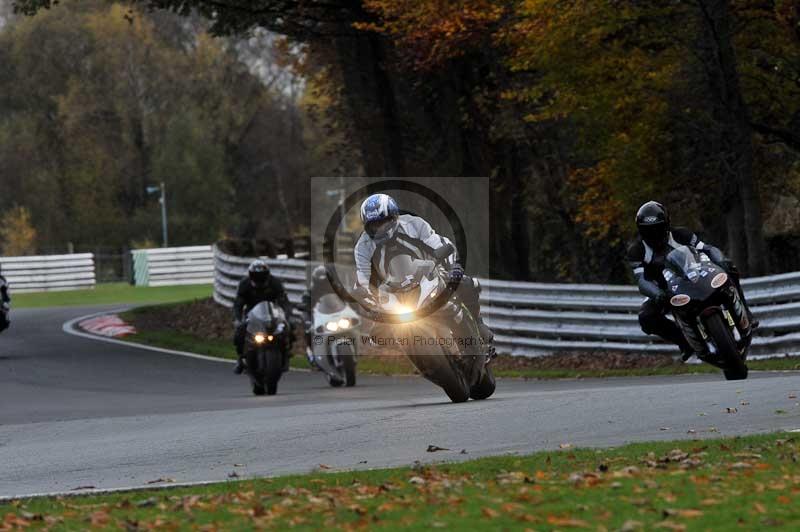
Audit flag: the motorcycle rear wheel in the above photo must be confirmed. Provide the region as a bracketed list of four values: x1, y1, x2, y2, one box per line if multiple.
[705, 313, 748, 380]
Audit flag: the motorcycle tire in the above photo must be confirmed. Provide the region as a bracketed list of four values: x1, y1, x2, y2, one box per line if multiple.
[440, 355, 471, 403]
[263, 347, 284, 395]
[470, 366, 496, 400]
[342, 354, 357, 387]
[246, 351, 266, 396]
[705, 313, 748, 381]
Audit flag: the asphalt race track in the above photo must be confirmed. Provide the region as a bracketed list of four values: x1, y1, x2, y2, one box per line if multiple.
[1, 306, 799, 499]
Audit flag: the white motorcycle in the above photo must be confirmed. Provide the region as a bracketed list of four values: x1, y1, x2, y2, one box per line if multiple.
[307, 294, 360, 387]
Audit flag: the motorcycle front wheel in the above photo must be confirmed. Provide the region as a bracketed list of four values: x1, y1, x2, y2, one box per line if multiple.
[470, 366, 496, 400]
[247, 346, 285, 395]
[705, 313, 748, 380]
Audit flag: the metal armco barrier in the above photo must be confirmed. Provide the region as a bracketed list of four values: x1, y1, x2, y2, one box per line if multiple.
[213, 246, 307, 308]
[212, 245, 800, 358]
[132, 246, 214, 287]
[0, 253, 96, 292]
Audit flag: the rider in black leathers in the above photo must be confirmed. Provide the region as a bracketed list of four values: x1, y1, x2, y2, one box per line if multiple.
[0, 265, 10, 332]
[627, 201, 757, 359]
[232, 259, 293, 374]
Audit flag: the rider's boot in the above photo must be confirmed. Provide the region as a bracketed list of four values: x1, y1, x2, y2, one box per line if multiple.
[233, 355, 246, 375]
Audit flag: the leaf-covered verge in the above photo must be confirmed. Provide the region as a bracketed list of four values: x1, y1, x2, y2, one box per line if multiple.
[119, 299, 800, 379]
[3, 432, 800, 530]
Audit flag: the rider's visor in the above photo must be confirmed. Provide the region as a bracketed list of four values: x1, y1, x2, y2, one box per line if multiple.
[365, 217, 397, 239]
[639, 222, 668, 246]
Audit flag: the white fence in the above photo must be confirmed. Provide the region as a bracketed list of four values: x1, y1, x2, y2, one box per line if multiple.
[132, 246, 214, 287]
[212, 246, 800, 358]
[0, 253, 96, 292]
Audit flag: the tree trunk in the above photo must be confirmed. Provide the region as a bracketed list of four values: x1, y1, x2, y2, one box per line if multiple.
[333, 34, 406, 177]
[695, 0, 767, 274]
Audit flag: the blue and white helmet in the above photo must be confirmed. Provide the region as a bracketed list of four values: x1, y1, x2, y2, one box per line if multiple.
[360, 193, 399, 243]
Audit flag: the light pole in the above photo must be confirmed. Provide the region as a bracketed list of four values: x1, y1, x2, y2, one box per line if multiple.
[146, 182, 169, 248]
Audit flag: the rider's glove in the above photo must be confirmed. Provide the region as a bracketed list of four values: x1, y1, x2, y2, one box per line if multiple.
[448, 263, 465, 283]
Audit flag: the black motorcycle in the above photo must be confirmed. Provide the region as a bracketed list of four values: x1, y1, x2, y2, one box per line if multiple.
[244, 301, 291, 395]
[663, 245, 752, 380]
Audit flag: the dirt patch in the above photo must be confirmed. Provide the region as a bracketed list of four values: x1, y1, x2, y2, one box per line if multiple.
[492, 351, 680, 372]
[126, 298, 232, 340]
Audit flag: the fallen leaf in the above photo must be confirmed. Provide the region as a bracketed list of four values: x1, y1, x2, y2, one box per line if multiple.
[777, 495, 791, 504]
[546, 515, 589, 527]
[426, 445, 449, 452]
[233, 463, 244, 467]
[753, 502, 766, 514]
[409, 476, 426, 485]
[89, 511, 110, 527]
[654, 521, 686, 531]
[789, 394, 797, 399]
[740, 401, 750, 406]
[146, 477, 175, 484]
[460, 449, 468, 454]
[726, 407, 738, 414]
[686, 429, 696, 434]
[559, 443, 573, 449]
[660, 427, 671, 431]
[228, 471, 240, 478]
[318, 464, 332, 470]
[482, 507, 499, 519]
[663, 508, 704, 518]
[71, 485, 96, 491]
[136, 497, 157, 508]
[620, 520, 643, 531]
[730, 462, 752, 470]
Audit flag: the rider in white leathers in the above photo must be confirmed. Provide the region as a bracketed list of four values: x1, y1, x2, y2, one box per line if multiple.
[353, 193, 494, 348]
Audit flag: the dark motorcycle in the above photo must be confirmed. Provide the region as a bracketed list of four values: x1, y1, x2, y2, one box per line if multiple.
[244, 301, 291, 395]
[663, 245, 751, 380]
[368, 245, 495, 403]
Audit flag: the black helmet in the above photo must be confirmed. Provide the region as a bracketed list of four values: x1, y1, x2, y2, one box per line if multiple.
[636, 201, 670, 248]
[248, 259, 270, 287]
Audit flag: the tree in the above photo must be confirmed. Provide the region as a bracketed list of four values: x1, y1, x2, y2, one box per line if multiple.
[0, 206, 37, 255]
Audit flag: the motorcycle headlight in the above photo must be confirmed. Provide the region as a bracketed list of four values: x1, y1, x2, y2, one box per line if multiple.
[325, 321, 339, 332]
[337, 318, 351, 330]
[711, 272, 728, 288]
[390, 304, 415, 322]
[254, 333, 266, 344]
[670, 294, 691, 307]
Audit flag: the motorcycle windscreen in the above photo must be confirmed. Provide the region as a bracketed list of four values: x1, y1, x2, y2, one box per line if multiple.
[247, 302, 273, 332]
[384, 254, 435, 291]
[665, 246, 702, 282]
[316, 293, 346, 314]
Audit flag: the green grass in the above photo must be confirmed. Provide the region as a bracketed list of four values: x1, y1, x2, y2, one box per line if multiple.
[3, 432, 799, 530]
[12, 283, 213, 309]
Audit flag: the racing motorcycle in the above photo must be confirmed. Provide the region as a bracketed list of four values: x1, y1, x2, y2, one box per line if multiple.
[367, 245, 495, 403]
[244, 301, 292, 395]
[663, 245, 751, 380]
[308, 293, 360, 387]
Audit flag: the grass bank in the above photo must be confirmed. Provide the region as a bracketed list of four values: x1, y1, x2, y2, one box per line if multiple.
[3, 432, 799, 530]
[13, 283, 212, 309]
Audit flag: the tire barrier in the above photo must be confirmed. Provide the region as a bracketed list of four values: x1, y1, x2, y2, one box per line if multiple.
[0, 253, 96, 292]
